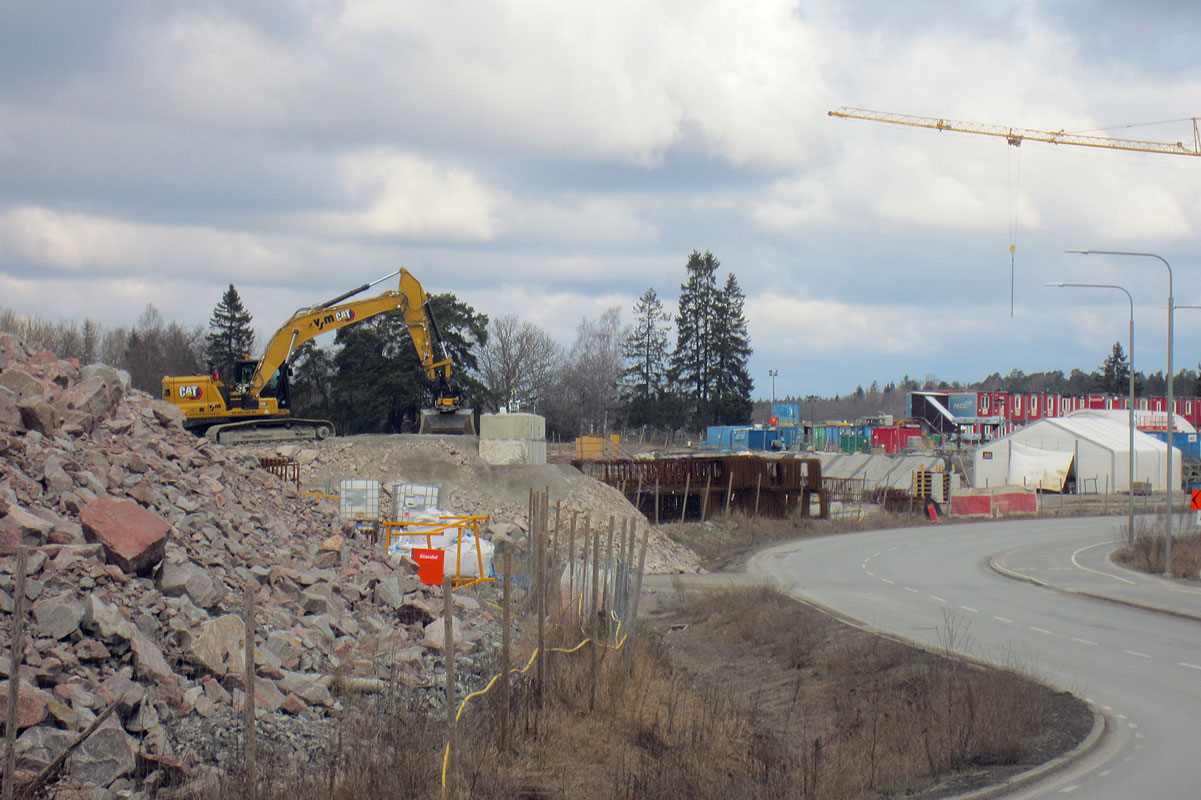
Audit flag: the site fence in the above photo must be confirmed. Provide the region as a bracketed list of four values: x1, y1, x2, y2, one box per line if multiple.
[435, 488, 650, 799]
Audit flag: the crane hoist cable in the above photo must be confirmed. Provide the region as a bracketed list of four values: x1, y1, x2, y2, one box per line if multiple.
[1008, 144, 1020, 319]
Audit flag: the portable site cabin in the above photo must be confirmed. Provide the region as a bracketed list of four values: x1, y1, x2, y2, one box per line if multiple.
[973, 412, 1180, 493]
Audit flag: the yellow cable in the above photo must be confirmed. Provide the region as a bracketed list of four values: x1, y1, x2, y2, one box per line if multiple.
[439, 606, 632, 789]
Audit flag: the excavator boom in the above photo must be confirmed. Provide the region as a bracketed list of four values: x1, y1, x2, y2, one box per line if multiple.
[162, 268, 475, 443]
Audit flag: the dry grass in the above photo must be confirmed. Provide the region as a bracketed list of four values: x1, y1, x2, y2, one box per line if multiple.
[659, 585, 1092, 799]
[1112, 519, 1201, 577]
[175, 582, 1090, 800]
[662, 511, 926, 571]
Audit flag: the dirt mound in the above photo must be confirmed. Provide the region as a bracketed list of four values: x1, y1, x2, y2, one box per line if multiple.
[247, 434, 702, 575]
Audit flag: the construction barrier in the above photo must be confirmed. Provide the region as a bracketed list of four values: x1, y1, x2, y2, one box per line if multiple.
[382, 516, 495, 589]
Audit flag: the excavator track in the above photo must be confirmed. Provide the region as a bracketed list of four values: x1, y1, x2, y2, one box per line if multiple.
[204, 417, 336, 445]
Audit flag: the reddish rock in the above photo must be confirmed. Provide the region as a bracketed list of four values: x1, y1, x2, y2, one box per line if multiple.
[0, 385, 19, 428]
[0, 368, 43, 400]
[0, 679, 53, 730]
[280, 693, 306, 714]
[17, 396, 57, 434]
[79, 496, 170, 575]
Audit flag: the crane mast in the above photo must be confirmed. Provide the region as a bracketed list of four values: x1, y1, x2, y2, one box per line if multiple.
[829, 107, 1201, 157]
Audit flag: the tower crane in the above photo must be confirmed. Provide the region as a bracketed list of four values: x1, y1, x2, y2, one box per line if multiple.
[828, 107, 1201, 157]
[828, 107, 1201, 315]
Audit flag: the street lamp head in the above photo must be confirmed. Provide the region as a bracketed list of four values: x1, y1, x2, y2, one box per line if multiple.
[1064, 249, 1091, 255]
[1045, 282, 1066, 287]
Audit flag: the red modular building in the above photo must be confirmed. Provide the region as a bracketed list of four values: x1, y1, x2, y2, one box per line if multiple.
[908, 390, 1201, 442]
[870, 424, 924, 454]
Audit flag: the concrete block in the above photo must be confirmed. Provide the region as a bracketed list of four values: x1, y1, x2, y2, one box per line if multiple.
[479, 439, 547, 466]
[479, 413, 545, 441]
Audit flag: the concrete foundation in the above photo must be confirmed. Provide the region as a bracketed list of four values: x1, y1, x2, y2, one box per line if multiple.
[479, 412, 545, 441]
[478, 412, 547, 466]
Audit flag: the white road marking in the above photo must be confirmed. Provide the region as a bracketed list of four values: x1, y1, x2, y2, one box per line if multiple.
[881, 578, 894, 585]
[930, 595, 946, 603]
[1070, 637, 1098, 646]
[1123, 649, 1152, 659]
[904, 586, 919, 593]
[1179, 662, 1201, 671]
[960, 605, 979, 613]
[1058, 786, 1079, 794]
[1029, 626, 1053, 635]
[993, 616, 1014, 624]
[865, 571, 874, 578]
[1071, 542, 1137, 585]
[1099, 769, 1113, 777]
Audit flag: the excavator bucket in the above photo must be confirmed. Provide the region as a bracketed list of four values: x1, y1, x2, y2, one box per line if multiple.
[418, 408, 476, 435]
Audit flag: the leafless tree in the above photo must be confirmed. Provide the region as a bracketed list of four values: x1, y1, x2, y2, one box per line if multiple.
[476, 314, 564, 413]
[546, 307, 626, 436]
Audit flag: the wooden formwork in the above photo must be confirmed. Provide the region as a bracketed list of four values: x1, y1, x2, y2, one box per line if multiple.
[574, 454, 829, 522]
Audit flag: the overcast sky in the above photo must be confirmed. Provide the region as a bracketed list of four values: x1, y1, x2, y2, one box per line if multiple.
[4, 1, 1201, 398]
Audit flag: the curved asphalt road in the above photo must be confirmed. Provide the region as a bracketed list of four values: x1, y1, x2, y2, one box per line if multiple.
[748, 516, 1201, 799]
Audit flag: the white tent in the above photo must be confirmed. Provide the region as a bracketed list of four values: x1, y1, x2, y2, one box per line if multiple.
[974, 414, 1179, 493]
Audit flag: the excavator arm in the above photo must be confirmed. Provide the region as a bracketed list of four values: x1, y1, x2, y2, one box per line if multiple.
[248, 269, 432, 392]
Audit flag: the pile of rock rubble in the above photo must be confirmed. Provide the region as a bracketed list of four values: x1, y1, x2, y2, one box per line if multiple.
[0, 334, 500, 797]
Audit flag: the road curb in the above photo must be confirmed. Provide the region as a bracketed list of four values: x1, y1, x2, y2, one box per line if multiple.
[944, 707, 1110, 800]
[988, 552, 1201, 624]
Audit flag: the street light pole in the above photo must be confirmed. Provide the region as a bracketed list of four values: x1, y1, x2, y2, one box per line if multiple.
[1047, 282, 1136, 546]
[1068, 250, 1175, 577]
[768, 369, 778, 423]
[806, 394, 818, 449]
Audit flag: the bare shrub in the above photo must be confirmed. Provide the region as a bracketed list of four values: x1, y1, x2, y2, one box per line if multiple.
[1113, 519, 1201, 577]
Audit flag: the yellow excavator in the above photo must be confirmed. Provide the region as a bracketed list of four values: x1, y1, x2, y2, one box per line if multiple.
[162, 268, 476, 444]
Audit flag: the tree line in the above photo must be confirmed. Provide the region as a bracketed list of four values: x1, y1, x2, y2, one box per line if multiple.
[0, 250, 755, 439]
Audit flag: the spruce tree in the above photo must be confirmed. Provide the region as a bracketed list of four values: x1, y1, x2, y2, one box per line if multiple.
[710, 272, 753, 424]
[204, 284, 255, 382]
[668, 251, 720, 423]
[620, 288, 672, 427]
[1097, 341, 1130, 395]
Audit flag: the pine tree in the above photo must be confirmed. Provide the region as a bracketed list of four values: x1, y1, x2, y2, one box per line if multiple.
[1098, 341, 1130, 395]
[668, 251, 720, 423]
[619, 288, 672, 427]
[710, 272, 753, 424]
[204, 284, 255, 382]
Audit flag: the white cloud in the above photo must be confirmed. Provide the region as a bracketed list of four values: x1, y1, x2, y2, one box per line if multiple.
[0, 206, 292, 276]
[464, 284, 632, 344]
[311, 150, 502, 241]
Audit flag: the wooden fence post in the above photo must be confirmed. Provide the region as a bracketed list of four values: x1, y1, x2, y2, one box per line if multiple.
[754, 473, 763, 519]
[653, 478, 660, 525]
[243, 585, 256, 800]
[623, 524, 650, 675]
[680, 472, 691, 523]
[590, 525, 601, 711]
[3, 546, 28, 800]
[535, 498, 546, 707]
[443, 576, 457, 799]
[725, 472, 734, 519]
[499, 548, 512, 753]
[568, 511, 578, 618]
[603, 515, 615, 617]
[701, 474, 712, 521]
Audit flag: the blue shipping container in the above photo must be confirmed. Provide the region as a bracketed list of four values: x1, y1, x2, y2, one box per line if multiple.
[772, 403, 801, 424]
[1149, 431, 1201, 460]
